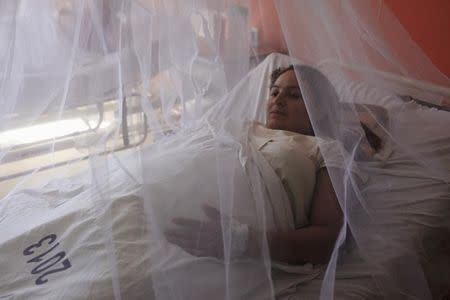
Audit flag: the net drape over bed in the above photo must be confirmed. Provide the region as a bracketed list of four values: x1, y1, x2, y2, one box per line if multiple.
[276, 2, 450, 299]
[0, 1, 449, 299]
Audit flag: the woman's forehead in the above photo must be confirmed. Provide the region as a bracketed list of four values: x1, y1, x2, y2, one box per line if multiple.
[275, 70, 299, 87]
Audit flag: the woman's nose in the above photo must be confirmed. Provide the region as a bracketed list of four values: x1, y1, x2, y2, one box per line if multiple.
[273, 93, 286, 106]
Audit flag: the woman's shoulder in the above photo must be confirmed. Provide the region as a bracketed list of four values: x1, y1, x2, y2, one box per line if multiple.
[251, 122, 324, 165]
[251, 121, 317, 141]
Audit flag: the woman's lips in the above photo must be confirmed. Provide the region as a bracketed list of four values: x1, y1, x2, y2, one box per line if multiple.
[269, 111, 286, 117]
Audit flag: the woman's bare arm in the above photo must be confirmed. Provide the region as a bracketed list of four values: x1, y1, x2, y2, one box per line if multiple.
[248, 168, 343, 264]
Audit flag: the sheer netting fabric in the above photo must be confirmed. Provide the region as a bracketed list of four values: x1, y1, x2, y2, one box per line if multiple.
[0, 1, 449, 300]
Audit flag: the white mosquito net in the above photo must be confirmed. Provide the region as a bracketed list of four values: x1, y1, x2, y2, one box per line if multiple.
[0, 1, 449, 299]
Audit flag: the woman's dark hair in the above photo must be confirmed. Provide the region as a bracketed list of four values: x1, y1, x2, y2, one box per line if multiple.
[270, 65, 296, 88]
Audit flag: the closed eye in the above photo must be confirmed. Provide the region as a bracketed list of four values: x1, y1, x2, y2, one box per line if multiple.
[270, 87, 280, 97]
[269, 86, 301, 100]
[288, 90, 301, 98]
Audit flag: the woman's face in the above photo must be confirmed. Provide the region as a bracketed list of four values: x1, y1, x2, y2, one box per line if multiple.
[266, 70, 312, 134]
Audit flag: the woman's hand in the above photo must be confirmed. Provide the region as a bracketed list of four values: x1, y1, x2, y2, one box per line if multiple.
[165, 205, 249, 259]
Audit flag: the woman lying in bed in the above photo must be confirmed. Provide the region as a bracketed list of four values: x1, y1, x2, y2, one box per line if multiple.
[0, 62, 386, 300]
[166, 65, 345, 265]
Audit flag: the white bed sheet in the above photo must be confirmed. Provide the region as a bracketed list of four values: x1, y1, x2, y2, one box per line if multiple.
[0, 124, 319, 300]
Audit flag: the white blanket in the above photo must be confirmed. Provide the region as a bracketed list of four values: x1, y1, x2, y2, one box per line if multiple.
[0, 124, 319, 300]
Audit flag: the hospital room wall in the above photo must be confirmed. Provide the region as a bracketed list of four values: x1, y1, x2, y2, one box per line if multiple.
[247, 0, 450, 78]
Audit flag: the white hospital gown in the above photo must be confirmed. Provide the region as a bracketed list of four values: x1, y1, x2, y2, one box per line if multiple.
[251, 122, 347, 229]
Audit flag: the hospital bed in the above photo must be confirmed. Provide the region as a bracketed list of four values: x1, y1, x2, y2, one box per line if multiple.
[0, 53, 449, 300]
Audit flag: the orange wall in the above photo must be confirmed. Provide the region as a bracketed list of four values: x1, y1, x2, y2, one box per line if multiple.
[384, 0, 450, 77]
[248, 0, 450, 78]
